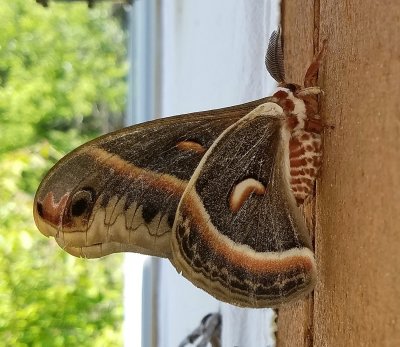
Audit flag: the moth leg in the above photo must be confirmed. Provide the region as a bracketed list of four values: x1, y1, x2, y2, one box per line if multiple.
[304, 39, 328, 87]
[297, 86, 324, 97]
[303, 116, 324, 134]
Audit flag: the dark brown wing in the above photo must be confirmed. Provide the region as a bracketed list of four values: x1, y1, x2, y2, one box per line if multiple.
[33, 97, 271, 258]
[171, 102, 316, 308]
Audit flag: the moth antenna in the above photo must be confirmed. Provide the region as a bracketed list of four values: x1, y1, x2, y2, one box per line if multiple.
[265, 27, 285, 83]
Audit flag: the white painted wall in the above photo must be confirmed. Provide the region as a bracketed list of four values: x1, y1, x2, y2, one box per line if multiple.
[157, 1, 280, 346]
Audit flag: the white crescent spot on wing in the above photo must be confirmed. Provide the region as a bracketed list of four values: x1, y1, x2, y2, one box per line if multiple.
[229, 178, 266, 213]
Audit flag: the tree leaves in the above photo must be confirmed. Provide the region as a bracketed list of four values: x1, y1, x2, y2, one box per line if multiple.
[0, 1, 126, 345]
[0, 0, 127, 153]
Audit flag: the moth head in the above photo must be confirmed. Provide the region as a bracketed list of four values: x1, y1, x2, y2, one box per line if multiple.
[279, 83, 302, 93]
[271, 83, 320, 122]
[266, 28, 324, 121]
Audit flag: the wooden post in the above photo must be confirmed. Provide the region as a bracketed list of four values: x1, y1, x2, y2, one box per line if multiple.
[277, 1, 400, 346]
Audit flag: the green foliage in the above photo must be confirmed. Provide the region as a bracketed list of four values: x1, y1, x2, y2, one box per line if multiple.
[0, 0, 127, 153]
[0, 0, 126, 345]
[0, 145, 124, 346]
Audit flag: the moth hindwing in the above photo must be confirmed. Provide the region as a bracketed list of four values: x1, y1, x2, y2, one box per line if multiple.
[171, 103, 315, 307]
[34, 30, 325, 308]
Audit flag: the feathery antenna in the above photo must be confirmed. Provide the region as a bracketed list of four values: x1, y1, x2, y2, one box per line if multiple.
[265, 27, 285, 83]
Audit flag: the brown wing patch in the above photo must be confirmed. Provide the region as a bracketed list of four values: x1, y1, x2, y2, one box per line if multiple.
[172, 191, 316, 307]
[181, 191, 314, 274]
[176, 140, 206, 154]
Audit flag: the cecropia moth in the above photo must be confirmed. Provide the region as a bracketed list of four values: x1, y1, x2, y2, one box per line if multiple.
[34, 29, 326, 308]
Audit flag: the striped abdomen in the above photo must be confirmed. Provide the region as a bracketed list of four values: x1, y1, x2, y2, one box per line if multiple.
[289, 130, 322, 204]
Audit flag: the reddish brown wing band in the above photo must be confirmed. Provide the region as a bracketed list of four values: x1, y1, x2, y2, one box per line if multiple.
[171, 103, 315, 308]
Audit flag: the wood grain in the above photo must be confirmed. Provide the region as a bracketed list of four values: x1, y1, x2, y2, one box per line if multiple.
[278, 0, 400, 346]
[277, 1, 317, 346]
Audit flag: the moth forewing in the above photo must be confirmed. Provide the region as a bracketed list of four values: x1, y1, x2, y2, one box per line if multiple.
[171, 102, 316, 308]
[33, 97, 273, 259]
